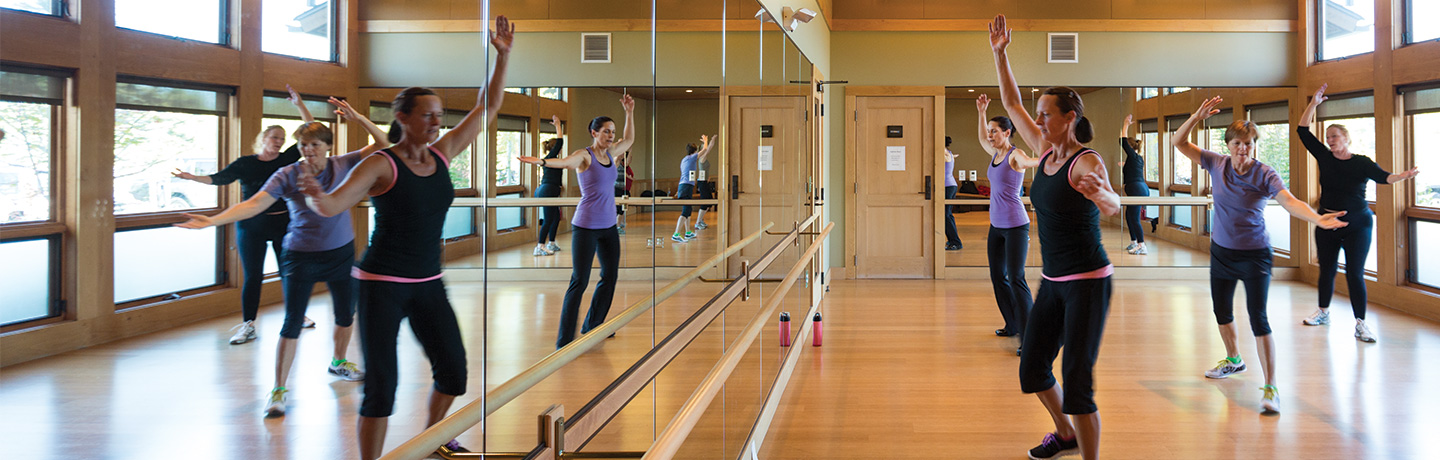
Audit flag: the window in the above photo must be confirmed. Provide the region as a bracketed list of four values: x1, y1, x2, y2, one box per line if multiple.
[1140, 120, 1159, 183]
[1171, 192, 1193, 229]
[1, 0, 61, 15]
[1317, 94, 1377, 272]
[1, 65, 68, 326]
[1413, 220, 1440, 288]
[1138, 88, 1160, 100]
[442, 207, 475, 239]
[496, 192, 524, 231]
[1403, 86, 1440, 207]
[1168, 117, 1192, 187]
[1169, 87, 1192, 94]
[0, 236, 58, 325]
[263, 0, 334, 61]
[115, 0, 226, 44]
[261, 92, 337, 146]
[537, 88, 565, 100]
[114, 225, 222, 303]
[1319, 0, 1375, 60]
[504, 88, 529, 95]
[1407, 0, 1440, 44]
[496, 117, 528, 188]
[114, 79, 229, 215]
[1249, 102, 1292, 252]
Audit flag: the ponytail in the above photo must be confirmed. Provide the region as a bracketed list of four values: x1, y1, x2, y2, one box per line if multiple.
[387, 120, 404, 144]
[1074, 116, 1094, 143]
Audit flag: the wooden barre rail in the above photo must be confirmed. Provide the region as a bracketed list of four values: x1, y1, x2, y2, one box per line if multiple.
[642, 222, 834, 460]
[378, 222, 776, 460]
[357, 198, 723, 207]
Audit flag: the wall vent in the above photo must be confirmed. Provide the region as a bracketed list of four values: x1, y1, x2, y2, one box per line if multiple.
[581, 33, 611, 63]
[1048, 33, 1078, 63]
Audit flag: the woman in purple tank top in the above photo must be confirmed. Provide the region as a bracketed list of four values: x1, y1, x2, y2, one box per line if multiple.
[522, 94, 636, 349]
[975, 94, 1039, 346]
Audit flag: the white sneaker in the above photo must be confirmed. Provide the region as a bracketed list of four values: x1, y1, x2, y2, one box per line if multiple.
[1125, 242, 1136, 252]
[1355, 320, 1376, 343]
[328, 360, 366, 381]
[695, 221, 709, 230]
[1204, 358, 1247, 379]
[1260, 385, 1280, 414]
[545, 242, 561, 253]
[264, 387, 287, 417]
[533, 245, 552, 256]
[1302, 308, 1330, 326]
[229, 321, 256, 345]
[1131, 244, 1147, 255]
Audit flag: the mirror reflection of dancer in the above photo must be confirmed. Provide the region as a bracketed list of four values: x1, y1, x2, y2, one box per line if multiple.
[1117, 114, 1150, 255]
[976, 94, 1036, 352]
[942, 136, 964, 250]
[1297, 84, 1421, 342]
[173, 86, 309, 344]
[1175, 96, 1347, 414]
[535, 116, 565, 256]
[298, 16, 512, 459]
[521, 94, 637, 348]
[990, 15, 1121, 460]
[177, 97, 390, 417]
[672, 134, 716, 243]
[694, 153, 714, 230]
[614, 151, 634, 235]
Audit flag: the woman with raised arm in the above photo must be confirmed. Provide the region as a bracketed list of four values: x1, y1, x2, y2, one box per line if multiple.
[942, 136, 963, 250]
[671, 134, 716, 243]
[1297, 84, 1421, 342]
[975, 94, 1037, 349]
[520, 94, 637, 348]
[1118, 114, 1150, 255]
[176, 97, 389, 417]
[1175, 96, 1346, 414]
[988, 15, 1120, 460]
[297, 16, 512, 459]
[535, 116, 565, 256]
[174, 85, 308, 344]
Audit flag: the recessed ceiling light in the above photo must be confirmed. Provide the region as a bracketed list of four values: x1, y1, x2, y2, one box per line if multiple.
[1031, 88, 1039, 92]
[967, 89, 975, 92]
[686, 89, 693, 93]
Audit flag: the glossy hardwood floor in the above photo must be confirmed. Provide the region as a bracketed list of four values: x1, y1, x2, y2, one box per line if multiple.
[944, 211, 1210, 267]
[447, 210, 722, 270]
[1, 278, 1433, 459]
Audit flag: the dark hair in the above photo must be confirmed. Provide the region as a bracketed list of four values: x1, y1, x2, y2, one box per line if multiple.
[945, 136, 952, 147]
[1224, 120, 1261, 143]
[387, 121, 404, 144]
[390, 87, 439, 142]
[1042, 86, 1093, 143]
[1123, 137, 1141, 150]
[988, 116, 1016, 139]
[686, 143, 699, 155]
[293, 121, 333, 145]
[589, 116, 615, 133]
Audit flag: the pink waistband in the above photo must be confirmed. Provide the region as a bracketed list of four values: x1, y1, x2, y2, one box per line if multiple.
[1042, 264, 1114, 282]
[352, 266, 443, 283]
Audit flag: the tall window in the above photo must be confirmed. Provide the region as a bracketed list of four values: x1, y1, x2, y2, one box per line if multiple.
[1, 0, 62, 15]
[1403, 84, 1440, 289]
[1317, 93, 1378, 272]
[1140, 120, 1160, 183]
[0, 65, 67, 326]
[113, 78, 230, 305]
[1319, 0, 1375, 60]
[261, 92, 337, 147]
[262, 0, 334, 61]
[1407, 0, 1440, 44]
[115, 0, 227, 44]
[1249, 102, 1292, 252]
[496, 117, 528, 188]
[1169, 117, 1193, 187]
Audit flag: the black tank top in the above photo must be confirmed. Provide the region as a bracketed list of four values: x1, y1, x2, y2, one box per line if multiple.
[1031, 148, 1110, 278]
[358, 148, 455, 278]
[541, 139, 564, 186]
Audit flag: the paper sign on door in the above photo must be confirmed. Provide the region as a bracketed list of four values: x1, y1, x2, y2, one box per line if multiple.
[759, 146, 774, 171]
[886, 146, 906, 171]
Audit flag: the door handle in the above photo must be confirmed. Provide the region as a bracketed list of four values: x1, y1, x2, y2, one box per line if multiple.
[922, 175, 932, 200]
[731, 174, 740, 199]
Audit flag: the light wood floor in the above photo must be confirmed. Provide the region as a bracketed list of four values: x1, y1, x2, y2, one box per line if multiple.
[1, 279, 1432, 459]
[448, 210, 723, 270]
[944, 211, 1210, 267]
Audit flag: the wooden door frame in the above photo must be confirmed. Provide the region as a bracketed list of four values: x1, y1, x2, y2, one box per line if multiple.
[721, 85, 810, 277]
[843, 86, 946, 279]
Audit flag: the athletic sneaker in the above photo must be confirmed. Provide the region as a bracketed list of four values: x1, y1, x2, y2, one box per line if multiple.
[302, 317, 316, 329]
[1260, 385, 1281, 414]
[1204, 357, 1247, 379]
[229, 321, 257, 345]
[1128, 244, 1147, 255]
[545, 242, 562, 253]
[439, 439, 470, 453]
[1302, 308, 1330, 326]
[671, 233, 687, 243]
[263, 387, 287, 417]
[328, 360, 366, 381]
[1125, 243, 1136, 253]
[695, 221, 708, 230]
[1027, 432, 1080, 459]
[533, 245, 552, 256]
[1355, 320, 1376, 343]
[617, 226, 626, 236]
[684, 232, 697, 241]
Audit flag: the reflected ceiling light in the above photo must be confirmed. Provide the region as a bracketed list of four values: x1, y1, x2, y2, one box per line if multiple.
[685, 89, 694, 93]
[781, 7, 818, 32]
[968, 89, 975, 92]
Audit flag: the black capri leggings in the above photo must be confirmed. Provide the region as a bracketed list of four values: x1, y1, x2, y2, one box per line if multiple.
[1019, 277, 1112, 415]
[1123, 182, 1149, 243]
[676, 183, 696, 218]
[237, 212, 288, 322]
[357, 278, 467, 418]
[536, 183, 562, 244]
[1210, 242, 1274, 336]
[988, 224, 1033, 336]
[943, 186, 961, 247]
[278, 242, 356, 339]
[558, 225, 621, 348]
[1315, 208, 1373, 320]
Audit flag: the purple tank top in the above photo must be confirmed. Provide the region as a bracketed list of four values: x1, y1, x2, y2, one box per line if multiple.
[944, 153, 957, 187]
[988, 147, 1030, 229]
[572, 147, 618, 229]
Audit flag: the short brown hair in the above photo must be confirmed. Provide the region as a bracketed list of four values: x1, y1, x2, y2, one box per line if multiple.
[1224, 120, 1260, 143]
[293, 121, 333, 145]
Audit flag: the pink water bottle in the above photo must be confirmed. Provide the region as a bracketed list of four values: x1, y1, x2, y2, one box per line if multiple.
[811, 312, 823, 347]
[778, 312, 791, 347]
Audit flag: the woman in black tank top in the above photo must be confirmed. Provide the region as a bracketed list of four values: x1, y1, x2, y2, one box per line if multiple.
[988, 15, 1120, 460]
[299, 16, 514, 460]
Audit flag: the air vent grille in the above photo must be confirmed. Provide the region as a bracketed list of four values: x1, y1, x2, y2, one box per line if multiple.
[581, 33, 611, 63]
[1048, 33, 1078, 63]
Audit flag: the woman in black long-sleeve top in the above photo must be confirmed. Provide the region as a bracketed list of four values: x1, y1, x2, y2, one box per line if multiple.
[534, 115, 566, 256]
[1117, 114, 1149, 255]
[1297, 84, 1421, 343]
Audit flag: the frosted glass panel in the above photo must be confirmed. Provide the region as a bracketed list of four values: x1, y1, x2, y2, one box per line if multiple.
[0, 238, 52, 324]
[115, 226, 220, 303]
[443, 207, 475, 239]
[1416, 221, 1440, 287]
[1265, 205, 1291, 252]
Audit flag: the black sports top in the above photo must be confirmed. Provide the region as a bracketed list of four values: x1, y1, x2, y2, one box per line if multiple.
[1119, 138, 1145, 185]
[357, 148, 455, 279]
[209, 144, 301, 214]
[540, 138, 564, 186]
[1298, 126, 1391, 213]
[1031, 148, 1111, 278]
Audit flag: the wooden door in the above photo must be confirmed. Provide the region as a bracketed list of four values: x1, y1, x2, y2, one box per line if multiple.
[854, 96, 933, 278]
[728, 96, 809, 276]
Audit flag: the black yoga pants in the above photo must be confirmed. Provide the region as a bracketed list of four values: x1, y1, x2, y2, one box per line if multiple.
[943, 185, 961, 247]
[988, 224, 1033, 336]
[536, 183, 562, 244]
[1315, 209, 1373, 320]
[237, 212, 287, 322]
[557, 225, 621, 348]
[357, 278, 468, 418]
[278, 242, 356, 339]
[1019, 277, 1112, 415]
[1123, 182, 1149, 243]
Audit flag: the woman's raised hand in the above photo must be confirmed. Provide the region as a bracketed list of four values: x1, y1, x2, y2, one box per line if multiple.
[1193, 96, 1223, 121]
[988, 15, 1011, 53]
[1124, 114, 1134, 126]
[620, 93, 635, 113]
[330, 97, 359, 121]
[286, 84, 303, 105]
[977, 93, 991, 112]
[491, 15, 514, 54]
[550, 115, 561, 127]
[1309, 83, 1329, 108]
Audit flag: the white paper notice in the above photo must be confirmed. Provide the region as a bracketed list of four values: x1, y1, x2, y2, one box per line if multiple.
[758, 146, 774, 171]
[886, 146, 906, 171]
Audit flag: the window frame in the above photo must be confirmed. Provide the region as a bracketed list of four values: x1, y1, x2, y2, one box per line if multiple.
[261, 0, 338, 62]
[1, 0, 67, 17]
[1404, 0, 1439, 45]
[1316, 0, 1375, 62]
[0, 63, 70, 330]
[114, 0, 232, 46]
[112, 222, 227, 308]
